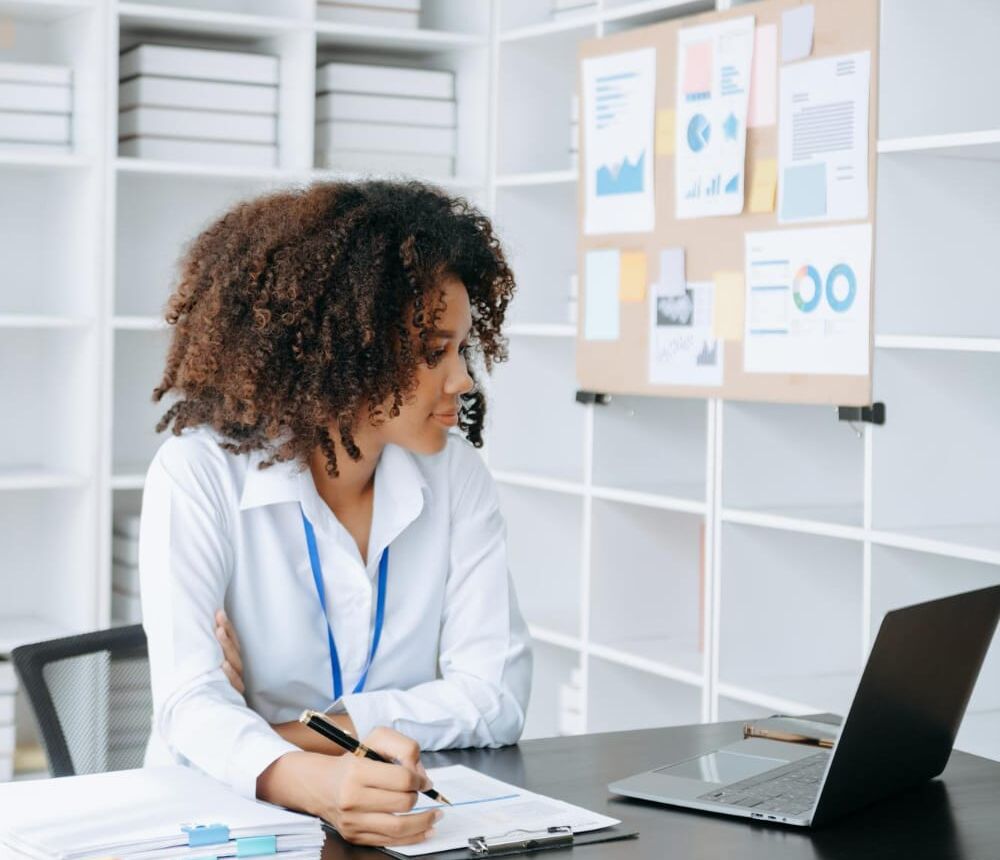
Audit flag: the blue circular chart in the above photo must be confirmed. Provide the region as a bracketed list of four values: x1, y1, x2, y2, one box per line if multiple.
[687, 114, 710, 152]
[826, 263, 857, 313]
[792, 265, 823, 313]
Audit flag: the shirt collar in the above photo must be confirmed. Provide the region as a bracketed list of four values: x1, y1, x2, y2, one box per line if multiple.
[238, 449, 302, 510]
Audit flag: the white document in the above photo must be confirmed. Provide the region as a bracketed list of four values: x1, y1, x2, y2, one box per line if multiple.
[674, 16, 755, 219]
[648, 280, 724, 387]
[582, 47, 656, 235]
[743, 224, 872, 375]
[778, 52, 870, 224]
[388, 765, 619, 857]
[780, 4, 814, 62]
[0, 765, 323, 860]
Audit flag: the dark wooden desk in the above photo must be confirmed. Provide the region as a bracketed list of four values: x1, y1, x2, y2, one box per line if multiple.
[323, 718, 1000, 860]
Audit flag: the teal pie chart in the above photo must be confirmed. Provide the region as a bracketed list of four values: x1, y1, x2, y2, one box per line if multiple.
[793, 265, 822, 313]
[826, 263, 857, 312]
[687, 114, 710, 152]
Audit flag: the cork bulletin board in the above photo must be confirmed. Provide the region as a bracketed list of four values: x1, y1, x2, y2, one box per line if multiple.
[575, 0, 879, 405]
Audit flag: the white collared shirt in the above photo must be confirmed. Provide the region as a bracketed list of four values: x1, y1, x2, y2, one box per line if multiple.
[139, 426, 532, 798]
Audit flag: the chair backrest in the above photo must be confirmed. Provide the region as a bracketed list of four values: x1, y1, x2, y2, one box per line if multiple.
[12, 625, 151, 777]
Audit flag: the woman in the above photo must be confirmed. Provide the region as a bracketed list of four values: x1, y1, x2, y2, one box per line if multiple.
[138, 180, 532, 847]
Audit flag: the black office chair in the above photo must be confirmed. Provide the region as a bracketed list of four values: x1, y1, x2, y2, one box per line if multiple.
[11, 625, 152, 777]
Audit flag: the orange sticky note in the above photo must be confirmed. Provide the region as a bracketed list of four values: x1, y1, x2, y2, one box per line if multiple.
[619, 250, 647, 302]
[0, 19, 13, 49]
[712, 271, 745, 341]
[655, 109, 675, 156]
[748, 158, 777, 213]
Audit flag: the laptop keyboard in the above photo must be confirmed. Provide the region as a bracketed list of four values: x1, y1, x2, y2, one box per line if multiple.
[696, 751, 830, 818]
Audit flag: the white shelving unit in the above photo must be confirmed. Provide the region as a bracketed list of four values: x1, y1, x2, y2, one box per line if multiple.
[0, 0, 997, 779]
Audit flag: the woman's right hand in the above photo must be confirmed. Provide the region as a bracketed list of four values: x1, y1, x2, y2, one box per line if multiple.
[258, 727, 442, 847]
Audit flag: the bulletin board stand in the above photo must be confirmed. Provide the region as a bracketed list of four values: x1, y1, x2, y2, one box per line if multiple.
[576, 0, 879, 406]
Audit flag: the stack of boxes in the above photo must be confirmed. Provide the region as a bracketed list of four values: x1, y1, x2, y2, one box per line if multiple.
[0, 657, 14, 781]
[316, 0, 421, 29]
[0, 61, 72, 155]
[112, 514, 142, 627]
[551, 0, 598, 21]
[315, 60, 456, 177]
[118, 44, 279, 168]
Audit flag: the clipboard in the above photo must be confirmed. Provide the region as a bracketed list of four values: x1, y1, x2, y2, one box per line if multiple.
[322, 822, 639, 858]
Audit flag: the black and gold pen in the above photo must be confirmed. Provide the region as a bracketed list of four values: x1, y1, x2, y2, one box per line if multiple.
[299, 709, 452, 805]
[742, 723, 835, 749]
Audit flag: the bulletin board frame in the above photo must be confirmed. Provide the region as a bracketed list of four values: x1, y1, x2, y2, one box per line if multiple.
[575, 0, 879, 406]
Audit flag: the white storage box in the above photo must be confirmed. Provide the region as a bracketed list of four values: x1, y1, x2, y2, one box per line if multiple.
[114, 513, 141, 541]
[322, 0, 420, 9]
[119, 76, 278, 114]
[119, 137, 277, 167]
[316, 4, 419, 28]
[317, 61, 453, 100]
[113, 562, 140, 596]
[316, 120, 455, 156]
[119, 106, 276, 144]
[112, 590, 143, 625]
[0, 82, 72, 113]
[316, 149, 453, 177]
[0, 61, 71, 86]
[0, 111, 69, 143]
[315, 92, 454, 127]
[0, 694, 13, 724]
[112, 534, 139, 567]
[0, 661, 14, 695]
[120, 45, 279, 87]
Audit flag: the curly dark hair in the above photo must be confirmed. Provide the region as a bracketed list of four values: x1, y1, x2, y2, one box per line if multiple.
[153, 179, 516, 476]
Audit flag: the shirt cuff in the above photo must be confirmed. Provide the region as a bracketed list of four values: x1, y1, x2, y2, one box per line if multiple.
[226, 729, 301, 800]
[340, 691, 391, 744]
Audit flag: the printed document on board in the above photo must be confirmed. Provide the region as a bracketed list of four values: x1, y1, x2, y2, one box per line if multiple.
[778, 51, 870, 223]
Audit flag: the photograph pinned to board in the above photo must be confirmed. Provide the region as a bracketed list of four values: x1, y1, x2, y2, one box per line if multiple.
[582, 47, 656, 235]
[778, 51, 871, 223]
[648, 277, 724, 387]
[743, 223, 872, 375]
[674, 15, 755, 219]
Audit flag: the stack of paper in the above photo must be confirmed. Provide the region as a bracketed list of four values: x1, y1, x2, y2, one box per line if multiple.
[315, 61, 456, 177]
[111, 514, 141, 626]
[317, 0, 421, 29]
[0, 658, 14, 782]
[0, 62, 73, 155]
[0, 765, 324, 860]
[118, 45, 279, 168]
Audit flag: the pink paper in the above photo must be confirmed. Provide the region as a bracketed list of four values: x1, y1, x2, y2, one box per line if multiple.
[683, 40, 713, 98]
[748, 24, 777, 128]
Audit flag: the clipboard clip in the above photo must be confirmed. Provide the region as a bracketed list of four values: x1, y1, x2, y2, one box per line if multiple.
[468, 825, 574, 855]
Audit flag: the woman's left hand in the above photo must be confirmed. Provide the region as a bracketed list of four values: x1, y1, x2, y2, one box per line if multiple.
[215, 609, 245, 694]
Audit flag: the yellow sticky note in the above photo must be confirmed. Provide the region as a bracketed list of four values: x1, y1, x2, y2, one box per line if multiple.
[748, 158, 777, 213]
[619, 250, 647, 302]
[655, 109, 675, 156]
[712, 271, 745, 341]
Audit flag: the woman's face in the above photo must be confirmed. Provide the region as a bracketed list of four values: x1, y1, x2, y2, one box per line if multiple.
[376, 274, 475, 455]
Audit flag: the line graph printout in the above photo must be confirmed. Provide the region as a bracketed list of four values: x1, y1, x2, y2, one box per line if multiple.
[675, 16, 755, 219]
[389, 766, 620, 857]
[583, 47, 656, 235]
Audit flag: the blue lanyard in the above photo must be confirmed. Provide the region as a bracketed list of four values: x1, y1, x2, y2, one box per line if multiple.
[301, 509, 389, 701]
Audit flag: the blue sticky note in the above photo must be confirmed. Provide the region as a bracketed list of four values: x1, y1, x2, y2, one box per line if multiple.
[584, 249, 621, 341]
[781, 163, 826, 220]
[237, 835, 278, 857]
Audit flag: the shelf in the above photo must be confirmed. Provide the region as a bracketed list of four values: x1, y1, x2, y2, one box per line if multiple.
[715, 678, 853, 719]
[602, 0, 712, 26]
[499, 16, 599, 44]
[878, 129, 1000, 160]
[494, 170, 577, 187]
[112, 316, 167, 331]
[0, 616, 73, 657]
[0, 0, 93, 21]
[490, 470, 584, 497]
[590, 485, 705, 515]
[527, 625, 583, 653]
[118, 2, 303, 36]
[111, 472, 148, 491]
[721, 505, 866, 542]
[0, 468, 89, 492]
[875, 335, 1000, 354]
[310, 166, 485, 192]
[870, 525, 1000, 567]
[314, 21, 485, 51]
[0, 151, 91, 171]
[0, 314, 92, 330]
[587, 640, 703, 688]
[115, 157, 296, 184]
[505, 323, 576, 338]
